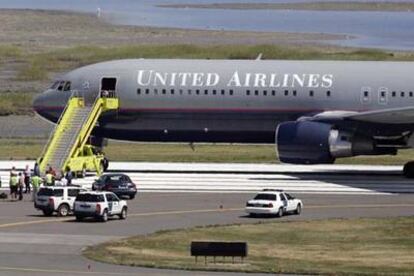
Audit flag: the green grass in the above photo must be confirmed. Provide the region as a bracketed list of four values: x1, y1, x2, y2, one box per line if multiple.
[0, 138, 413, 165]
[0, 45, 22, 59]
[0, 92, 35, 116]
[84, 217, 414, 275]
[16, 44, 414, 81]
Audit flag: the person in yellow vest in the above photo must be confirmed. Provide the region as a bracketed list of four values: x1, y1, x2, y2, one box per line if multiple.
[45, 172, 54, 186]
[9, 173, 18, 200]
[31, 175, 42, 202]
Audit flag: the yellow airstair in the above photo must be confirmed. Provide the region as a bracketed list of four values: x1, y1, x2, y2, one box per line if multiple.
[38, 93, 119, 176]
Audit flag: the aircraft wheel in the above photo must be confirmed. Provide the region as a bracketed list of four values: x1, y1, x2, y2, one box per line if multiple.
[403, 161, 414, 178]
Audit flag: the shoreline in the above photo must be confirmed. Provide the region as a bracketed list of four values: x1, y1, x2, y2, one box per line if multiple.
[158, 2, 414, 12]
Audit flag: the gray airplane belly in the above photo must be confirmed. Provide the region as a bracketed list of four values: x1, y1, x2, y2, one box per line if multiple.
[98, 110, 303, 143]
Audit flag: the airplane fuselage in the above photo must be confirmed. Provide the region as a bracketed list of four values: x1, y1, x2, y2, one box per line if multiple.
[33, 59, 414, 143]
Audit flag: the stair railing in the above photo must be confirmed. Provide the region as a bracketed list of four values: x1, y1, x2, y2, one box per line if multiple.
[38, 89, 83, 172]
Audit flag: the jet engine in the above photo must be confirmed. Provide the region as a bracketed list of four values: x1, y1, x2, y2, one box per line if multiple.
[275, 121, 394, 164]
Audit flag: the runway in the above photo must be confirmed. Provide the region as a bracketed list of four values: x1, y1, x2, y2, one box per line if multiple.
[1, 162, 412, 195]
[0, 162, 413, 276]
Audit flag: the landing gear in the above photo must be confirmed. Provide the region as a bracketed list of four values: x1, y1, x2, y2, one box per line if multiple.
[403, 161, 414, 178]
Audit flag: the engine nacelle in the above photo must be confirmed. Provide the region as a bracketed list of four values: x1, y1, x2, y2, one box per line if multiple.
[276, 121, 387, 164]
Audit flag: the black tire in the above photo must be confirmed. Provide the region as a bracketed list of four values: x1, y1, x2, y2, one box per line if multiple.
[129, 194, 135, 200]
[57, 204, 70, 217]
[277, 207, 284, 217]
[42, 210, 53, 216]
[403, 161, 414, 178]
[249, 213, 257, 218]
[295, 204, 302, 215]
[75, 215, 83, 221]
[100, 209, 108, 222]
[103, 158, 109, 172]
[119, 207, 127, 220]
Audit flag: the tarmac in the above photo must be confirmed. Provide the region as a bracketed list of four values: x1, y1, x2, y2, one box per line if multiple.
[0, 162, 413, 276]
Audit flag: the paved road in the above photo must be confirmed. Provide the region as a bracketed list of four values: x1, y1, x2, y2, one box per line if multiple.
[0, 162, 413, 275]
[0, 191, 413, 276]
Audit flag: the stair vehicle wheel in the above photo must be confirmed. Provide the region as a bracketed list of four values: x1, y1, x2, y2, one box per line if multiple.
[295, 204, 302, 215]
[57, 204, 70, 217]
[119, 207, 127, 220]
[100, 209, 108, 222]
[403, 161, 414, 178]
[277, 207, 284, 217]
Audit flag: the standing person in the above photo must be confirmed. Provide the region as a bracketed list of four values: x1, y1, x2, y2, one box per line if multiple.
[31, 174, 42, 202]
[9, 173, 18, 200]
[33, 162, 40, 177]
[18, 172, 24, 201]
[45, 171, 54, 186]
[65, 167, 73, 186]
[24, 165, 31, 193]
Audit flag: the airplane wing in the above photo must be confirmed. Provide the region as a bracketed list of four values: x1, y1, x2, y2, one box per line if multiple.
[311, 106, 414, 124]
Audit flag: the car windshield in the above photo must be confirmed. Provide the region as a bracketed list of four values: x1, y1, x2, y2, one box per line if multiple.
[37, 188, 63, 197]
[76, 193, 105, 202]
[103, 175, 124, 184]
[254, 194, 276, 200]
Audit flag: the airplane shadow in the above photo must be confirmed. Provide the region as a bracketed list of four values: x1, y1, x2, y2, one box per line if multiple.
[248, 170, 414, 194]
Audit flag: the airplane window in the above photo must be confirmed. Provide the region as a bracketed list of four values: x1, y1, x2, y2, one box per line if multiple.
[364, 91, 369, 97]
[401, 91, 405, 97]
[254, 90, 259, 96]
[204, 89, 208, 95]
[170, 89, 174, 94]
[309, 90, 314, 97]
[229, 90, 234, 95]
[213, 90, 217, 95]
[327, 90, 331, 97]
[196, 89, 200, 95]
[57, 81, 65, 91]
[63, 82, 71, 91]
[179, 89, 183, 95]
[293, 90, 297, 96]
[246, 90, 250, 96]
[263, 90, 267, 96]
[272, 90, 276, 96]
[221, 89, 225, 95]
[284, 90, 288, 96]
[50, 81, 60, 90]
[137, 88, 141, 95]
[145, 88, 149, 94]
[410, 92, 413, 97]
[380, 91, 386, 97]
[188, 89, 192, 95]
[161, 89, 166, 94]
[392, 91, 396, 97]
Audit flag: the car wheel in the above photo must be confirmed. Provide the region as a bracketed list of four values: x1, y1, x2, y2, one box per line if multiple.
[129, 194, 135, 200]
[100, 209, 108, 222]
[57, 204, 70, 217]
[119, 207, 127, 220]
[295, 204, 302, 215]
[277, 207, 284, 217]
[42, 210, 53, 216]
[75, 215, 83, 221]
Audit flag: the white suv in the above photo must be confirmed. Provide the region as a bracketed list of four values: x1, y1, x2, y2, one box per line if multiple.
[73, 191, 127, 222]
[35, 186, 86, 216]
[245, 189, 303, 217]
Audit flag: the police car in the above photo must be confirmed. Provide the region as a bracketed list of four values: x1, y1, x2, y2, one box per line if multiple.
[73, 191, 127, 222]
[245, 189, 303, 217]
[35, 186, 86, 216]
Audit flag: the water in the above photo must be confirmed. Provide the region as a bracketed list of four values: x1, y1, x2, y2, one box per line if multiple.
[1, 0, 414, 50]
